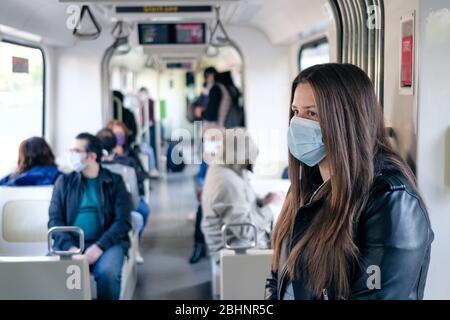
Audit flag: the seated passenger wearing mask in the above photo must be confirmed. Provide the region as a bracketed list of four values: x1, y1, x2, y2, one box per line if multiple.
[48, 133, 132, 300]
[106, 120, 149, 195]
[104, 122, 150, 231]
[112, 90, 138, 147]
[201, 128, 276, 263]
[0, 137, 60, 186]
[97, 127, 147, 263]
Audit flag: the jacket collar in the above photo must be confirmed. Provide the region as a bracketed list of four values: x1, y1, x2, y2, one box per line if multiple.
[374, 155, 400, 176]
[71, 166, 113, 185]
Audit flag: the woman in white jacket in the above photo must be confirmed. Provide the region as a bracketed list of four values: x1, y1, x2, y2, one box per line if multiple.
[201, 128, 276, 263]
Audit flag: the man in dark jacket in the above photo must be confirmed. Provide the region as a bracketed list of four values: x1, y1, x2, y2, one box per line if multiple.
[48, 133, 132, 300]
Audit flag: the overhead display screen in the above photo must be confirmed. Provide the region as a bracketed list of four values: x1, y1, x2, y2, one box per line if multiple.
[138, 23, 206, 45]
[139, 24, 171, 44]
[116, 6, 212, 14]
[167, 62, 193, 69]
[176, 24, 204, 44]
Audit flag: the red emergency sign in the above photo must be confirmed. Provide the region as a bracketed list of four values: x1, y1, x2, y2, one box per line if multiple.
[401, 35, 413, 87]
[12, 56, 29, 73]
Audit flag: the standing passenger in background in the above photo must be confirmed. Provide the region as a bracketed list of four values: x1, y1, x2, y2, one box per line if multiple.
[138, 87, 160, 179]
[217, 71, 244, 128]
[189, 69, 217, 264]
[188, 157, 208, 264]
[48, 133, 132, 300]
[198, 69, 243, 130]
[195, 67, 225, 131]
[193, 81, 213, 121]
[266, 63, 434, 300]
[0, 137, 60, 186]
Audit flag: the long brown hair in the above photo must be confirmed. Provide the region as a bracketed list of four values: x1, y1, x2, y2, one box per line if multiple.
[17, 137, 56, 174]
[271, 63, 417, 299]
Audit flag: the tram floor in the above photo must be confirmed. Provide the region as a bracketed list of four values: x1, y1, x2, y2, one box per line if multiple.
[133, 165, 212, 300]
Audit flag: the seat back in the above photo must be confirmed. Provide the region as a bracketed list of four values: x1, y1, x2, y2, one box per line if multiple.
[211, 258, 221, 300]
[220, 249, 273, 300]
[217, 224, 273, 300]
[0, 186, 53, 256]
[102, 164, 140, 209]
[0, 255, 91, 299]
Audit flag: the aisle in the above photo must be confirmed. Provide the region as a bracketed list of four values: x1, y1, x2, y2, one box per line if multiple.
[133, 165, 212, 300]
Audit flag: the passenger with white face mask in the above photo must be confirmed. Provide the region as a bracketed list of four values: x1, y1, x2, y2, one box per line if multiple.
[48, 133, 132, 300]
[201, 128, 276, 264]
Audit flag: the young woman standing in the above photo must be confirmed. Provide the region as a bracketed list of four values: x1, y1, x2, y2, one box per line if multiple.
[266, 63, 434, 300]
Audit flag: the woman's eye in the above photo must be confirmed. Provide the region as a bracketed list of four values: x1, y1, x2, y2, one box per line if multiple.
[307, 111, 317, 118]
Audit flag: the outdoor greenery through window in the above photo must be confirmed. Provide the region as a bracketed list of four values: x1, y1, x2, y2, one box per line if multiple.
[0, 40, 44, 176]
[299, 38, 330, 71]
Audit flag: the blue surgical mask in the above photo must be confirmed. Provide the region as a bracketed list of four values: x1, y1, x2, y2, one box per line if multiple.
[287, 116, 327, 167]
[69, 152, 87, 172]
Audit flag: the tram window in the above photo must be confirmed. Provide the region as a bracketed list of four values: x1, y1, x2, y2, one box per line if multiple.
[0, 40, 45, 175]
[298, 38, 330, 71]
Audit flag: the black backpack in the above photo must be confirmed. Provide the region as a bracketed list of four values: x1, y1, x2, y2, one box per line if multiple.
[224, 87, 245, 128]
[166, 140, 185, 173]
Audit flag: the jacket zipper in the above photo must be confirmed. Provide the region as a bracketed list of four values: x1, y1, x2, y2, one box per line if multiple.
[71, 176, 82, 225]
[98, 180, 105, 228]
[322, 289, 329, 300]
[278, 265, 288, 300]
[308, 180, 328, 205]
[280, 180, 329, 299]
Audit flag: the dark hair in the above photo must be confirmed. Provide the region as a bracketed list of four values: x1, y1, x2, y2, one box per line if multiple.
[204, 67, 218, 79]
[217, 71, 241, 99]
[75, 132, 103, 163]
[271, 63, 418, 299]
[217, 71, 234, 86]
[112, 90, 124, 119]
[138, 87, 148, 93]
[96, 128, 117, 154]
[17, 137, 56, 174]
[113, 90, 124, 102]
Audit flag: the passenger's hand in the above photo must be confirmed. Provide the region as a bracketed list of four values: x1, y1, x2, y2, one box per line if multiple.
[194, 107, 203, 118]
[262, 192, 277, 206]
[85, 244, 103, 265]
[68, 246, 79, 253]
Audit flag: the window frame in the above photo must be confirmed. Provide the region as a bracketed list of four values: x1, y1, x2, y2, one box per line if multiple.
[0, 38, 46, 136]
[298, 37, 329, 72]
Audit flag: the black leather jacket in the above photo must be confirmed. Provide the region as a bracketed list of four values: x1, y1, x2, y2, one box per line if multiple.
[265, 167, 434, 300]
[48, 167, 132, 252]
